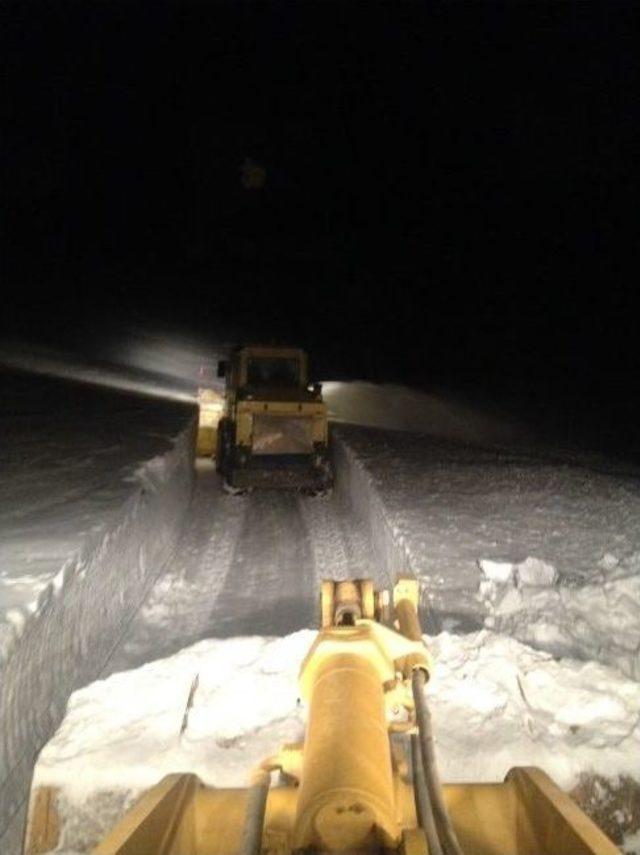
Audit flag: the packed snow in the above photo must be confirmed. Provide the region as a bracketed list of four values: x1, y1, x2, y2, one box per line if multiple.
[34, 628, 640, 852]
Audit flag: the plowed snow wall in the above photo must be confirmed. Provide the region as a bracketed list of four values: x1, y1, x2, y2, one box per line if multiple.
[0, 420, 196, 853]
[333, 430, 417, 591]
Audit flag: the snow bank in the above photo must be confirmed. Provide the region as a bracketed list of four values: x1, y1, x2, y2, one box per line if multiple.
[331, 431, 419, 603]
[335, 421, 640, 665]
[0, 374, 196, 853]
[34, 629, 640, 852]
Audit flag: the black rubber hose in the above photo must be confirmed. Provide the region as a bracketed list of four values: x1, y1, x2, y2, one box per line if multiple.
[412, 668, 465, 855]
[411, 732, 444, 855]
[239, 768, 271, 855]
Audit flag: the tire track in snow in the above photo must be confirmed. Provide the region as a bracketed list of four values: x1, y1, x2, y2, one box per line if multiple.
[298, 493, 377, 582]
[208, 491, 317, 636]
[297, 495, 349, 579]
[104, 452, 388, 673]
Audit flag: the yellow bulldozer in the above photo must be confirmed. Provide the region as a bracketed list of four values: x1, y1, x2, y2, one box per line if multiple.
[81, 577, 617, 855]
[216, 345, 332, 492]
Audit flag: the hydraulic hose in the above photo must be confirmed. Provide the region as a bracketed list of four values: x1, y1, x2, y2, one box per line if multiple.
[411, 732, 444, 855]
[239, 764, 275, 855]
[412, 668, 465, 855]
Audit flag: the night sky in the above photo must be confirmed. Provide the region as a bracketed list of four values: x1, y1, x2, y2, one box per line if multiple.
[3, 2, 639, 394]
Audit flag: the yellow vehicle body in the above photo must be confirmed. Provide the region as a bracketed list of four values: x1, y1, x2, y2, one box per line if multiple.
[83, 579, 618, 855]
[216, 345, 332, 490]
[195, 388, 223, 457]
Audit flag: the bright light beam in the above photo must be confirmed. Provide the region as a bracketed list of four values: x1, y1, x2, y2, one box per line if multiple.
[0, 342, 200, 404]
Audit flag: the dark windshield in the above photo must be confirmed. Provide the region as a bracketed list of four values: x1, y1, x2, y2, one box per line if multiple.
[247, 357, 300, 387]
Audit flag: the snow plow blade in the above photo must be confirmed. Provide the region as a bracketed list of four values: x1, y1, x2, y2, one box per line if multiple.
[84, 578, 617, 855]
[90, 768, 618, 855]
[226, 455, 332, 490]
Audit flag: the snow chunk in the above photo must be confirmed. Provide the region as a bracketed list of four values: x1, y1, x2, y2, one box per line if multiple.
[479, 556, 557, 588]
[478, 559, 514, 584]
[485, 572, 640, 680]
[599, 553, 620, 571]
[515, 556, 557, 587]
[624, 828, 640, 855]
[428, 631, 640, 789]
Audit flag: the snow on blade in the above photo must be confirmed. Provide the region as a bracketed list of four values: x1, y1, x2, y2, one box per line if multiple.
[35, 632, 312, 801]
[33, 629, 640, 852]
[429, 631, 640, 788]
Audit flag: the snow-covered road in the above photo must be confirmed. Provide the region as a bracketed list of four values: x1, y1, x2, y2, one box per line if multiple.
[100, 417, 640, 687]
[104, 458, 380, 675]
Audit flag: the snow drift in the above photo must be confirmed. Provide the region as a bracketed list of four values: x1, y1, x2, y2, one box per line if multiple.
[333, 421, 640, 671]
[0, 376, 196, 853]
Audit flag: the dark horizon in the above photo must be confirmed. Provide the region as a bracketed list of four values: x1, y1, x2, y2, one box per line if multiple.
[3, 2, 639, 396]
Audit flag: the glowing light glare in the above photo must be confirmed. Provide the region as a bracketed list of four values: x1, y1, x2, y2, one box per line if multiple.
[0, 343, 198, 404]
[113, 329, 227, 390]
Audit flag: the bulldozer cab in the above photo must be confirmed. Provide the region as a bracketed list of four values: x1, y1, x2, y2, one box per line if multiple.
[220, 346, 309, 396]
[246, 351, 304, 388]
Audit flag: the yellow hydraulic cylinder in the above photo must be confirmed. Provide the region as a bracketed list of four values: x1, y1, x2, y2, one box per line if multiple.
[293, 650, 399, 851]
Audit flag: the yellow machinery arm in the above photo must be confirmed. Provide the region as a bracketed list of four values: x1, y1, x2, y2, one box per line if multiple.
[91, 579, 619, 855]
